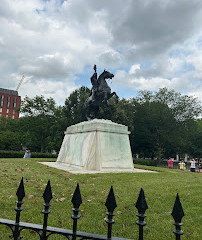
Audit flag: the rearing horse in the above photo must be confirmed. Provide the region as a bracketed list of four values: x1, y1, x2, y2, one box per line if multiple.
[83, 69, 118, 120]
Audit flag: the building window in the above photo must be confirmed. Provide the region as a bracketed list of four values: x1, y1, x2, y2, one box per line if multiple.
[7, 109, 9, 113]
[13, 97, 17, 108]
[0, 95, 4, 107]
[0, 108, 2, 113]
[7, 96, 11, 108]
[13, 110, 15, 114]
[12, 116, 15, 119]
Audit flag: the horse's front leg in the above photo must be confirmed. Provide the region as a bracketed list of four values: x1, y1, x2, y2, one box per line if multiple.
[110, 92, 119, 103]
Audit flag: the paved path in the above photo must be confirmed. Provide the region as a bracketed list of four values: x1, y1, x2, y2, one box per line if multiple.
[39, 162, 158, 174]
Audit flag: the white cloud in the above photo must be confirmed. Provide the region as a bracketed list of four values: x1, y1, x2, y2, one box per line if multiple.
[0, 0, 202, 106]
[115, 70, 170, 91]
[187, 51, 202, 71]
[114, 65, 201, 96]
[129, 64, 140, 75]
[19, 78, 78, 106]
[97, 50, 121, 68]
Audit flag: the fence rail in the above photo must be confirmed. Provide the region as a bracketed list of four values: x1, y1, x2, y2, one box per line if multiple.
[0, 178, 184, 240]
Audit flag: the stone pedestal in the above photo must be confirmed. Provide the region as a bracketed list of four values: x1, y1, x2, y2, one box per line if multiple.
[56, 119, 134, 172]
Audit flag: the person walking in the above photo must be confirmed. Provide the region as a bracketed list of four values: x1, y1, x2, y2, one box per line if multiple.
[189, 158, 196, 172]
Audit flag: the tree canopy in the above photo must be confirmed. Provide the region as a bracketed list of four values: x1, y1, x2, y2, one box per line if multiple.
[20, 95, 57, 117]
[16, 96, 65, 152]
[0, 87, 201, 159]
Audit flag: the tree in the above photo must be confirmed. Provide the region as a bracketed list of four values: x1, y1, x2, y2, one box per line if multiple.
[63, 86, 90, 125]
[20, 96, 64, 152]
[187, 119, 202, 158]
[20, 96, 57, 117]
[137, 88, 202, 121]
[132, 101, 180, 159]
[131, 88, 202, 159]
[0, 116, 22, 150]
[0, 130, 21, 150]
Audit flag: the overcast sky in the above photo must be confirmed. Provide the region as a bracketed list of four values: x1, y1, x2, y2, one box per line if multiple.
[0, 0, 202, 106]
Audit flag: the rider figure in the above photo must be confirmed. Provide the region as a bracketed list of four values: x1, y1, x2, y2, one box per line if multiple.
[90, 65, 98, 102]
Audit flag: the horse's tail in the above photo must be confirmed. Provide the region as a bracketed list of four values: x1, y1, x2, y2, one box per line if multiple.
[83, 96, 92, 120]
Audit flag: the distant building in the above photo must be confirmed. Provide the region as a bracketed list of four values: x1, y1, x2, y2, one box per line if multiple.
[0, 88, 21, 119]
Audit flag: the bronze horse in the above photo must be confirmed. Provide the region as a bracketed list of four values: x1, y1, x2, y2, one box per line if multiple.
[83, 69, 118, 120]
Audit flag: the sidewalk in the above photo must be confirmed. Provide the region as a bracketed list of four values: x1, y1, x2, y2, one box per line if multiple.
[39, 162, 158, 174]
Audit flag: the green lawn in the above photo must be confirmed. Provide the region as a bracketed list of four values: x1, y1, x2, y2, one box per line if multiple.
[0, 158, 201, 240]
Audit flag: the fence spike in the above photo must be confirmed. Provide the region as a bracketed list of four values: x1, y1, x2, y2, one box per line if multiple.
[105, 186, 117, 239]
[13, 178, 25, 240]
[135, 188, 148, 240]
[105, 186, 117, 213]
[42, 179, 53, 204]
[135, 188, 148, 214]
[171, 193, 184, 223]
[171, 193, 184, 240]
[71, 184, 82, 240]
[42, 180, 53, 240]
[16, 177, 25, 202]
[71, 184, 82, 209]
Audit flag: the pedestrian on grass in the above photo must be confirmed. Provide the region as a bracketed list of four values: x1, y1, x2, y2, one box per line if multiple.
[189, 158, 196, 172]
[24, 149, 31, 158]
[168, 158, 174, 169]
[179, 161, 186, 170]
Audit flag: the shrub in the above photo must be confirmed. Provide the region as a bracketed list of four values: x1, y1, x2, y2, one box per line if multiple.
[0, 151, 24, 158]
[31, 152, 58, 158]
[134, 158, 158, 166]
[0, 151, 58, 158]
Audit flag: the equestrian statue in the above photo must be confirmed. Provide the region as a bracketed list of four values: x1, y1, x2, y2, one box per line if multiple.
[83, 65, 119, 120]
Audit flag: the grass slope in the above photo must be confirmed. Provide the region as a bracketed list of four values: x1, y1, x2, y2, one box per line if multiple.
[0, 158, 201, 239]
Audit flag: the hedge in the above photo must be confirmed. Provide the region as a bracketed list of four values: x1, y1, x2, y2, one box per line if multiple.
[0, 151, 58, 158]
[134, 158, 158, 166]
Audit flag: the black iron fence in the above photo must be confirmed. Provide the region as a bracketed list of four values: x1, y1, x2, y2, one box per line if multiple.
[0, 178, 184, 240]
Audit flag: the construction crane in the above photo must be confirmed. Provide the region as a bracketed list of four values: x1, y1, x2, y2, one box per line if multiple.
[16, 75, 25, 91]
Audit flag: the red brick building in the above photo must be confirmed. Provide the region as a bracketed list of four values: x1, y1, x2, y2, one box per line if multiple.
[0, 88, 21, 119]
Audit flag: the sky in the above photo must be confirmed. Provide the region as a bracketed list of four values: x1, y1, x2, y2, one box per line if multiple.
[0, 0, 202, 106]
